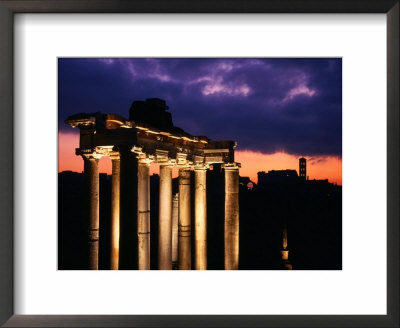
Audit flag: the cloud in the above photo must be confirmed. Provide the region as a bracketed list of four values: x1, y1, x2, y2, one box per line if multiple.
[282, 84, 316, 103]
[59, 58, 342, 157]
[201, 78, 251, 97]
[308, 157, 328, 164]
[98, 58, 115, 65]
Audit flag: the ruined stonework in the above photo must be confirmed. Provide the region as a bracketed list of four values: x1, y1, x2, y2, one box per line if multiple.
[66, 98, 240, 270]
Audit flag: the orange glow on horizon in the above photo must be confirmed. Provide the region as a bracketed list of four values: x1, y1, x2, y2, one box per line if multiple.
[59, 132, 342, 185]
[58, 132, 83, 173]
[235, 150, 342, 185]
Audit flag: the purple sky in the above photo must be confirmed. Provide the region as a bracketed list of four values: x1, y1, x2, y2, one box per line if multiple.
[59, 58, 342, 157]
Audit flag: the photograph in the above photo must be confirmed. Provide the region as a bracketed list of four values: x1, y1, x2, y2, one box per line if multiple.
[58, 58, 342, 270]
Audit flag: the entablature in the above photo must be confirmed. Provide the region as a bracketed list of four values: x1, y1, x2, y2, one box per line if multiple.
[66, 107, 238, 165]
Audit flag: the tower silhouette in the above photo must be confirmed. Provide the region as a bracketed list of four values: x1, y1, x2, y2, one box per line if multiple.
[299, 157, 306, 179]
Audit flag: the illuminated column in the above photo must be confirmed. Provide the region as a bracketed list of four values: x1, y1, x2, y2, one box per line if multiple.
[110, 155, 120, 270]
[158, 164, 173, 270]
[224, 164, 239, 270]
[194, 166, 207, 270]
[171, 193, 179, 269]
[137, 158, 151, 270]
[178, 168, 191, 270]
[82, 154, 100, 270]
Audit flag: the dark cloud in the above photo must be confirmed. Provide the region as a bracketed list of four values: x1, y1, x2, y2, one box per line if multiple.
[59, 58, 342, 157]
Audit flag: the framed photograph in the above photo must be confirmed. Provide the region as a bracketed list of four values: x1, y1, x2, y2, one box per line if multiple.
[58, 57, 343, 273]
[0, 1, 398, 327]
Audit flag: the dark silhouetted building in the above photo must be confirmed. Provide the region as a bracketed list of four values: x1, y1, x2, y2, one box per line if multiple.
[258, 169, 299, 185]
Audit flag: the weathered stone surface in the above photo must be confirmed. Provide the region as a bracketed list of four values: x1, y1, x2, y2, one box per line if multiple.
[224, 165, 239, 270]
[178, 168, 191, 270]
[194, 168, 207, 270]
[66, 99, 240, 271]
[110, 157, 120, 270]
[171, 193, 179, 269]
[82, 155, 99, 270]
[158, 165, 173, 270]
[65, 99, 236, 166]
[138, 160, 151, 270]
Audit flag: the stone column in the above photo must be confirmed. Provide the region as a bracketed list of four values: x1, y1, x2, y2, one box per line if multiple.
[110, 155, 120, 270]
[178, 168, 191, 270]
[224, 165, 239, 270]
[194, 167, 207, 270]
[171, 193, 179, 269]
[137, 159, 151, 270]
[158, 164, 173, 270]
[82, 154, 100, 270]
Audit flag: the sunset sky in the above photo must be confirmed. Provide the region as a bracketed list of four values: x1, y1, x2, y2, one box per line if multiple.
[58, 58, 342, 185]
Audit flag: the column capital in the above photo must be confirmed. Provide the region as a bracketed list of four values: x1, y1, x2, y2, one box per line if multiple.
[131, 145, 143, 155]
[155, 149, 173, 165]
[109, 152, 120, 160]
[194, 163, 209, 171]
[137, 156, 154, 165]
[223, 162, 241, 170]
[157, 149, 175, 166]
[159, 161, 175, 167]
[178, 166, 192, 172]
[132, 146, 155, 165]
[96, 147, 120, 160]
[177, 164, 193, 170]
[77, 148, 102, 160]
[94, 146, 119, 159]
[176, 152, 193, 168]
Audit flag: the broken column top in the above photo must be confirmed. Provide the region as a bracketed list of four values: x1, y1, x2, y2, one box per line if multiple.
[65, 98, 203, 140]
[129, 98, 175, 132]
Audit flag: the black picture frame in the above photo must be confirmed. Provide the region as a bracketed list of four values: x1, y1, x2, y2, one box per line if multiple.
[0, 1, 398, 327]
